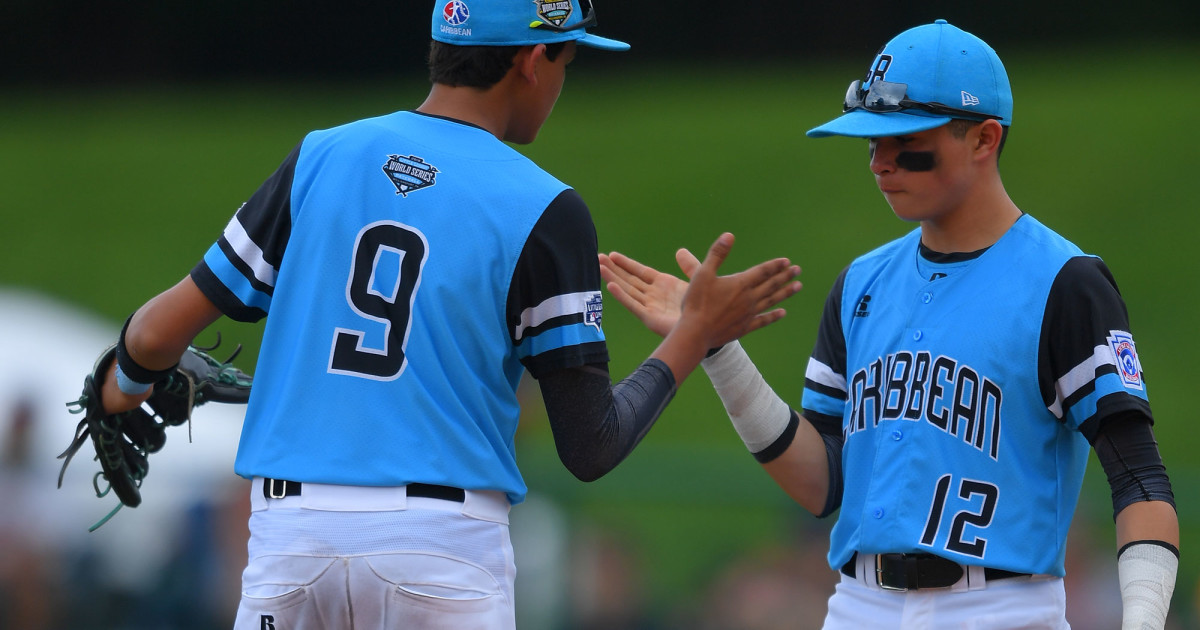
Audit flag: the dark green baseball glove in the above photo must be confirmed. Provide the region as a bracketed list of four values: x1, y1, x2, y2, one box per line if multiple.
[57, 338, 253, 530]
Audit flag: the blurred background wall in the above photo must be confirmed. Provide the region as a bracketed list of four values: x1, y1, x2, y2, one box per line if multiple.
[1, 0, 1194, 84]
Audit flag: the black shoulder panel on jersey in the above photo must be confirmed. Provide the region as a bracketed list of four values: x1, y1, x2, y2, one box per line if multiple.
[510, 188, 608, 376]
[190, 260, 268, 323]
[1038, 256, 1145, 424]
[806, 266, 850, 400]
[508, 188, 598, 316]
[233, 141, 301, 271]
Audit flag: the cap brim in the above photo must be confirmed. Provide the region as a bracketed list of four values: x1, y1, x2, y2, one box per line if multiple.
[576, 33, 630, 51]
[806, 109, 951, 138]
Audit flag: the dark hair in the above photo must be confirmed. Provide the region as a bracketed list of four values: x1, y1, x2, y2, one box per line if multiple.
[946, 118, 1009, 160]
[428, 41, 568, 89]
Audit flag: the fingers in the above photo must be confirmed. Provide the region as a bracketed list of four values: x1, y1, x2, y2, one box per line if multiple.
[744, 307, 789, 334]
[602, 279, 645, 317]
[599, 253, 645, 301]
[756, 264, 803, 310]
[697, 232, 735, 276]
[603, 251, 662, 286]
[675, 248, 701, 280]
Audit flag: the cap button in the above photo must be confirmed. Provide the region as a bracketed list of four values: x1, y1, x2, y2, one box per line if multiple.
[935, 18, 948, 24]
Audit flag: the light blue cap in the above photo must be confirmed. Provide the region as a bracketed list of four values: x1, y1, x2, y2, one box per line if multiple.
[432, 0, 630, 51]
[808, 20, 1012, 138]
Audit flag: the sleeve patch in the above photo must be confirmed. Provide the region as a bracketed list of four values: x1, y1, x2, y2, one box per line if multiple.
[1106, 330, 1144, 391]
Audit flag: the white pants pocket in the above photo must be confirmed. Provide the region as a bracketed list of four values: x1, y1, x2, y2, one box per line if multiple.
[234, 555, 339, 630]
[365, 551, 512, 628]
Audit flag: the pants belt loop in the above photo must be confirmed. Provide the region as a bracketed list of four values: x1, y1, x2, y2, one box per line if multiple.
[460, 489, 511, 525]
[857, 552, 874, 589]
[965, 564, 987, 591]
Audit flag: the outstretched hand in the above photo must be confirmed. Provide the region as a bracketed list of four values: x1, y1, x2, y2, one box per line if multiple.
[600, 233, 802, 348]
[677, 233, 802, 350]
[599, 250, 688, 337]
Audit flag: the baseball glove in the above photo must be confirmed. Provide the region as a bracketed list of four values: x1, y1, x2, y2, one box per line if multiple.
[57, 338, 253, 530]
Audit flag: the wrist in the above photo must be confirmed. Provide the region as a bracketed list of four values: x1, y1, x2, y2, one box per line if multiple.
[115, 314, 177, 389]
[701, 341, 792, 453]
[1118, 540, 1178, 630]
[115, 365, 153, 395]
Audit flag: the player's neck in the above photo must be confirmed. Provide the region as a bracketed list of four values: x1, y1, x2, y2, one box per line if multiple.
[919, 190, 1022, 254]
[416, 84, 511, 141]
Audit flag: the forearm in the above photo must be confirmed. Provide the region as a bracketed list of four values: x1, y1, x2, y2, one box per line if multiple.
[1096, 416, 1180, 630]
[1115, 503, 1179, 630]
[647, 318, 712, 385]
[1116, 500, 1179, 550]
[761, 417, 832, 514]
[700, 341, 836, 515]
[541, 360, 676, 482]
[126, 276, 224, 370]
[103, 276, 223, 413]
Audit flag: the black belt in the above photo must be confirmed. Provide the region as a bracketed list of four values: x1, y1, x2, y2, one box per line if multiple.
[840, 552, 1029, 591]
[262, 478, 466, 502]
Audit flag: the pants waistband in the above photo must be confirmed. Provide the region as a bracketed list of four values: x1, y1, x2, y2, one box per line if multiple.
[250, 477, 510, 525]
[841, 552, 1033, 592]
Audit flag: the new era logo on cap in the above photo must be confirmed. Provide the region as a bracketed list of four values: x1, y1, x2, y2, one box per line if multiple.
[961, 91, 981, 107]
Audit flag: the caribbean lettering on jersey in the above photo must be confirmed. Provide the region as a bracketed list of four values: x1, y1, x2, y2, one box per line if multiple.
[847, 350, 1002, 460]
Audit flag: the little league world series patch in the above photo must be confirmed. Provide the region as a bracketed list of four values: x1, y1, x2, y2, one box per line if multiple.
[1107, 330, 1144, 390]
[584, 292, 602, 331]
[382, 154, 439, 197]
[535, 0, 573, 26]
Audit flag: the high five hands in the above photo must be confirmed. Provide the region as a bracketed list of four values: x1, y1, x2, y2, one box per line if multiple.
[600, 233, 802, 351]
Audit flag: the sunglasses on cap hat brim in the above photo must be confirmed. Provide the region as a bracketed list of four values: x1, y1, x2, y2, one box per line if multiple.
[844, 80, 1002, 122]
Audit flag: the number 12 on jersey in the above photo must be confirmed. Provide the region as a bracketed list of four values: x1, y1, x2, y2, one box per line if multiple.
[919, 474, 999, 559]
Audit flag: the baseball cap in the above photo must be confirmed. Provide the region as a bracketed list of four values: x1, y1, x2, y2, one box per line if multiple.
[807, 19, 1011, 138]
[432, 0, 630, 51]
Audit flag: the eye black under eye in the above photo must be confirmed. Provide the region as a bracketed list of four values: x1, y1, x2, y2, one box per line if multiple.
[895, 151, 936, 172]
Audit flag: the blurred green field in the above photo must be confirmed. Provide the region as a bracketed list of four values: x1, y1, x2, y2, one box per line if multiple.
[2, 43, 1197, 625]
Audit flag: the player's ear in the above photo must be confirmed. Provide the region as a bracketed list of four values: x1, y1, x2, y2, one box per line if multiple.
[973, 119, 1004, 161]
[514, 44, 546, 86]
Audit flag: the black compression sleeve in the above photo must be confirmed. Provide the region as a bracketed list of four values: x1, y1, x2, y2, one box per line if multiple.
[539, 360, 676, 482]
[1090, 412, 1176, 520]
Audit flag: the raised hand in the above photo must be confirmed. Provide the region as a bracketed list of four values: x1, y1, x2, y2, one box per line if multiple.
[673, 233, 802, 351]
[599, 250, 688, 337]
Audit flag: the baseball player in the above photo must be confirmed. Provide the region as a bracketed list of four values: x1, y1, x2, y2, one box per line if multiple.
[599, 20, 1178, 629]
[92, 1, 802, 628]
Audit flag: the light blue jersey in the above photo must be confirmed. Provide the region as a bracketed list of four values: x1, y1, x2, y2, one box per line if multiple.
[802, 215, 1152, 576]
[193, 111, 608, 504]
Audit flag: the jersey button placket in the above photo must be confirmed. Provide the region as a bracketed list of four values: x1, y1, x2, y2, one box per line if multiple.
[911, 290, 933, 342]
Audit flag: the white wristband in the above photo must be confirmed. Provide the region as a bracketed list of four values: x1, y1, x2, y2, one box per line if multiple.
[700, 341, 791, 453]
[1118, 542, 1178, 630]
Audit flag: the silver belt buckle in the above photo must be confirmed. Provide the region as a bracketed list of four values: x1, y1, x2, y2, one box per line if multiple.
[876, 554, 908, 592]
[267, 478, 287, 499]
